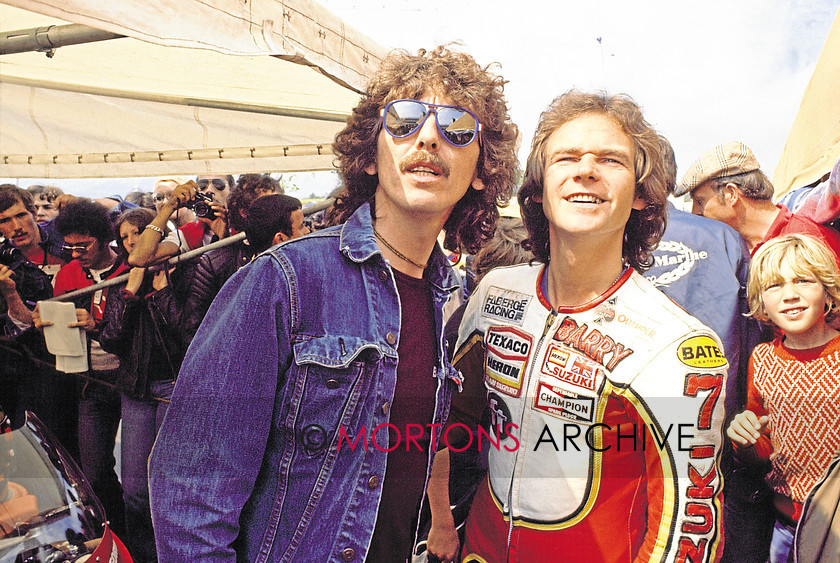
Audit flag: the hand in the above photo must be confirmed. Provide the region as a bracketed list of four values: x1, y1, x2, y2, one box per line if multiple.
[68, 308, 95, 331]
[727, 410, 770, 448]
[152, 267, 170, 290]
[163, 182, 199, 216]
[125, 267, 146, 295]
[0, 265, 16, 295]
[31, 303, 51, 330]
[53, 194, 79, 211]
[426, 520, 459, 563]
[204, 201, 229, 239]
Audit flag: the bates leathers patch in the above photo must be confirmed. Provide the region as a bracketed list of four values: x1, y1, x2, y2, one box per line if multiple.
[533, 381, 596, 424]
[678, 335, 727, 368]
[484, 326, 533, 398]
[481, 286, 532, 325]
[541, 342, 599, 392]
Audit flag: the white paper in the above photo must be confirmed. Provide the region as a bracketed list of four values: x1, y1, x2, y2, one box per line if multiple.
[55, 350, 88, 373]
[39, 301, 85, 356]
[38, 301, 89, 373]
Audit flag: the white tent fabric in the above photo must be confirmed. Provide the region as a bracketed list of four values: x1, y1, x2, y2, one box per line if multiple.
[0, 0, 389, 178]
[773, 6, 840, 200]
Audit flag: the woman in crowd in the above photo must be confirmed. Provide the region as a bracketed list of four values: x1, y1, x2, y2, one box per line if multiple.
[99, 207, 188, 563]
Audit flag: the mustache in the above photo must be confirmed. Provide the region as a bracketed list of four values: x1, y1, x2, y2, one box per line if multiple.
[398, 151, 450, 178]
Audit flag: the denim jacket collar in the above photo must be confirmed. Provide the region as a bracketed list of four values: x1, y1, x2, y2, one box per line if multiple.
[339, 201, 462, 295]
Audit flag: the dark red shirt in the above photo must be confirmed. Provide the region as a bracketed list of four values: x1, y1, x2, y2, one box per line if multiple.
[367, 268, 438, 562]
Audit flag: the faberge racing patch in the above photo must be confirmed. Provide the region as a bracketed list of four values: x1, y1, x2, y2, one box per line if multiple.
[484, 326, 533, 398]
[481, 286, 532, 325]
[677, 335, 727, 368]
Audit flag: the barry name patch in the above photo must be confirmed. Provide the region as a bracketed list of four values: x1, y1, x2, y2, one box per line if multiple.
[484, 326, 533, 398]
[482, 286, 532, 325]
[677, 335, 727, 368]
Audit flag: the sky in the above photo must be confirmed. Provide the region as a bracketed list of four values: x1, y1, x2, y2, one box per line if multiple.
[3, 0, 838, 202]
[319, 0, 838, 180]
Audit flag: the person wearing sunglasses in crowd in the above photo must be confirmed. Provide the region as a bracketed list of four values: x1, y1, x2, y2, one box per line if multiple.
[32, 200, 129, 539]
[432, 91, 727, 562]
[127, 174, 233, 267]
[148, 45, 518, 562]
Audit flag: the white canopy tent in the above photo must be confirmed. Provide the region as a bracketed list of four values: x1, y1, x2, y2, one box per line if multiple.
[773, 6, 840, 200]
[0, 0, 389, 178]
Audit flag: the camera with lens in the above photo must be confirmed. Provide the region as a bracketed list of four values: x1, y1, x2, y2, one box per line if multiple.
[187, 192, 216, 220]
[0, 245, 24, 267]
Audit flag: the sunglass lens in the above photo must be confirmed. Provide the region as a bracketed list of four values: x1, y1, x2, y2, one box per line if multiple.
[384, 101, 427, 137]
[437, 107, 477, 146]
[197, 179, 227, 191]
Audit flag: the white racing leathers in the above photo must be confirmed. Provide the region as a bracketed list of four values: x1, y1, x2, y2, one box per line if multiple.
[452, 264, 727, 562]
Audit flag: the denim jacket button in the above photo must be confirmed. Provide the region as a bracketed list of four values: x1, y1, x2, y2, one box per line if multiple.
[378, 270, 388, 283]
[381, 402, 390, 415]
[385, 332, 397, 346]
[325, 378, 340, 389]
[301, 424, 327, 454]
[367, 475, 379, 489]
[341, 547, 356, 561]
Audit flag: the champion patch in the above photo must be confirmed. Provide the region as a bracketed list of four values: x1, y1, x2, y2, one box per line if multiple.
[533, 382, 596, 424]
[481, 286, 532, 326]
[484, 326, 533, 398]
[677, 335, 727, 368]
[540, 343, 599, 392]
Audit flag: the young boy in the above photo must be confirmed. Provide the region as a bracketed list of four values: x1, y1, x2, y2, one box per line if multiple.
[727, 233, 840, 563]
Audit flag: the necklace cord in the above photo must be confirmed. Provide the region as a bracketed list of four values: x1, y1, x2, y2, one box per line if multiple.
[372, 223, 428, 269]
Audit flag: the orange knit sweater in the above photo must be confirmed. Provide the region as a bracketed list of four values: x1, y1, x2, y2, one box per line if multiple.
[745, 334, 840, 521]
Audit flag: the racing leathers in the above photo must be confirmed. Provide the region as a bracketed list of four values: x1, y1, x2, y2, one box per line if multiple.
[449, 263, 727, 562]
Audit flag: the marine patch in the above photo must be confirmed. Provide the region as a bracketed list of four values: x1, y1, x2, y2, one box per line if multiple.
[484, 326, 533, 398]
[677, 335, 727, 368]
[481, 286, 532, 325]
[533, 381, 596, 424]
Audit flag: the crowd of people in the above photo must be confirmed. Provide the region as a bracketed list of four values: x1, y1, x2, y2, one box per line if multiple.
[0, 174, 309, 561]
[1, 44, 839, 563]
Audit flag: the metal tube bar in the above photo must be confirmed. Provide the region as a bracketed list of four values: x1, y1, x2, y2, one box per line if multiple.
[0, 24, 124, 55]
[48, 197, 335, 302]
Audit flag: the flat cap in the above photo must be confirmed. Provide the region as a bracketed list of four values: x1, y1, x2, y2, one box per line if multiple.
[675, 141, 761, 197]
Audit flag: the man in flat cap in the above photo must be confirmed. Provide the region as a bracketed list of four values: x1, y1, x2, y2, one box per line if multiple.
[677, 141, 840, 264]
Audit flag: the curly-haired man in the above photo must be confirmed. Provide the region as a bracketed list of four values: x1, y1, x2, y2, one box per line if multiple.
[149, 45, 518, 562]
[434, 91, 727, 562]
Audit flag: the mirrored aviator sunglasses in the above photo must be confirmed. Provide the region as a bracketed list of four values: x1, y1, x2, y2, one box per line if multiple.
[197, 178, 228, 191]
[380, 99, 482, 147]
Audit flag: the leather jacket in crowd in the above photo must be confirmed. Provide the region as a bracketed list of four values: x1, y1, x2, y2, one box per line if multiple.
[99, 270, 186, 398]
[180, 239, 254, 344]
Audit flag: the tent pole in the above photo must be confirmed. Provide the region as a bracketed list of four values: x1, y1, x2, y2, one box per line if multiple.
[0, 75, 350, 122]
[0, 24, 124, 56]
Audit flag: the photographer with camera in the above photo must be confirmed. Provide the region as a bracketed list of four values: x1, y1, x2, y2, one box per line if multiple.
[0, 186, 80, 463]
[181, 192, 307, 345]
[127, 176, 232, 268]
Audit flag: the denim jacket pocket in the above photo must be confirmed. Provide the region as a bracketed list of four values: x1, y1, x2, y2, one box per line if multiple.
[289, 336, 384, 454]
[267, 337, 384, 560]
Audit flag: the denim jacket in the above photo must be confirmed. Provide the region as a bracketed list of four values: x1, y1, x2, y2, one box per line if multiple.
[149, 202, 461, 562]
